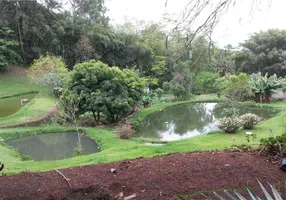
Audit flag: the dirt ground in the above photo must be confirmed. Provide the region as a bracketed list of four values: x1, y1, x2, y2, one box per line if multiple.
[0, 151, 285, 200]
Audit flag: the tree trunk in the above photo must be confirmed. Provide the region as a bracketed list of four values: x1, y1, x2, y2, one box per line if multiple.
[15, 2, 25, 63]
[92, 111, 97, 123]
[97, 111, 100, 121]
[74, 120, 82, 151]
[265, 93, 271, 103]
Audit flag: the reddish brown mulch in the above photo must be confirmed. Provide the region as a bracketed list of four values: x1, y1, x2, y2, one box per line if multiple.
[0, 151, 285, 200]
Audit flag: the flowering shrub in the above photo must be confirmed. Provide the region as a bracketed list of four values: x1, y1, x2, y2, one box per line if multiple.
[218, 117, 242, 133]
[239, 113, 262, 129]
[116, 124, 134, 139]
[28, 55, 67, 84]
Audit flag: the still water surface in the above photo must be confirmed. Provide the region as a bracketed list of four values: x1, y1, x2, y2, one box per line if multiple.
[0, 93, 36, 118]
[137, 103, 279, 141]
[6, 132, 100, 160]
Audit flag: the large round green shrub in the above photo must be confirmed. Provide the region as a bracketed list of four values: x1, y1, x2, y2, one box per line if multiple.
[62, 60, 145, 123]
[218, 117, 242, 133]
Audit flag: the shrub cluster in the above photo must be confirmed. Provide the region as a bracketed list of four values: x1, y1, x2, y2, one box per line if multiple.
[218, 113, 261, 133]
[218, 117, 242, 133]
[260, 132, 286, 156]
[116, 124, 134, 139]
[239, 113, 262, 129]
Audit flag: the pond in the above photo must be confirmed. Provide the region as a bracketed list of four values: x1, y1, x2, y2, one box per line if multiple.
[0, 93, 36, 118]
[137, 103, 279, 141]
[5, 132, 100, 161]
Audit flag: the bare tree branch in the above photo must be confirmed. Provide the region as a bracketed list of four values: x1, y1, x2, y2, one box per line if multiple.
[165, 0, 272, 61]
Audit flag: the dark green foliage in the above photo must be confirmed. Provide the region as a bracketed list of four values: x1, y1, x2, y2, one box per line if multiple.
[62, 60, 145, 123]
[0, 0, 155, 71]
[260, 132, 286, 156]
[162, 82, 170, 92]
[0, 1, 61, 64]
[194, 71, 220, 94]
[0, 28, 21, 71]
[154, 88, 164, 99]
[236, 29, 286, 77]
[170, 84, 189, 100]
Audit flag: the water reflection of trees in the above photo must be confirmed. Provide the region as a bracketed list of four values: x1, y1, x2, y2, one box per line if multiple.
[0, 93, 36, 118]
[213, 103, 278, 119]
[138, 102, 278, 140]
[138, 103, 218, 138]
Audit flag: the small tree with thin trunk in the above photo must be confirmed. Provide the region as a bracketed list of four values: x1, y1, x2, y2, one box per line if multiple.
[59, 92, 83, 155]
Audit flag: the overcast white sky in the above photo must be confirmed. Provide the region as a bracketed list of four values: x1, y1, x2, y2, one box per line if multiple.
[106, 0, 286, 47]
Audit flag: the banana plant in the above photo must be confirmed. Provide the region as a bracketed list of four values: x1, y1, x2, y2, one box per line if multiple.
[249, 72, 286, 103]
[200, 181, 283, 200]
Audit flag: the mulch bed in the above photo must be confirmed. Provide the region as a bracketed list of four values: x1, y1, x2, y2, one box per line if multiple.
[0, 151, 285, 200]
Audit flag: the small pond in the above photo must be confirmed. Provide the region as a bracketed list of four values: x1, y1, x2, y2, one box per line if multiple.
[137, 103, 279, 141]
[0, 93, 36, 118]
[5, 132, 100, 161]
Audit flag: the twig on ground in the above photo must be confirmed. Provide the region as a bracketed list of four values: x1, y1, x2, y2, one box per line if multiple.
[257, 148, 265, 155]
[54, 169, 72, 188]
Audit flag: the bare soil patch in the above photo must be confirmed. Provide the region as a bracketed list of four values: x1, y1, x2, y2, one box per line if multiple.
[0, 151, 285, 200]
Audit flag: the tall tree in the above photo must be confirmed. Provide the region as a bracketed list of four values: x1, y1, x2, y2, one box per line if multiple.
[236, 29, 286, 77]
[0, 28, 21, 71]
[68, 0, 109, 24]
[0, 0, 58, 64]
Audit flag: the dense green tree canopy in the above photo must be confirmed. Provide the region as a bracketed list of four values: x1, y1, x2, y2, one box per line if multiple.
[236, 29, 286, 77]
[0, 28, 21, 71]
[62, 60, 145, 123]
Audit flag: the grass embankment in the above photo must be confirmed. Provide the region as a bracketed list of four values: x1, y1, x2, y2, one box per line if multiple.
[0, 74, 55, 126]
[1, 99, 285, 174]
